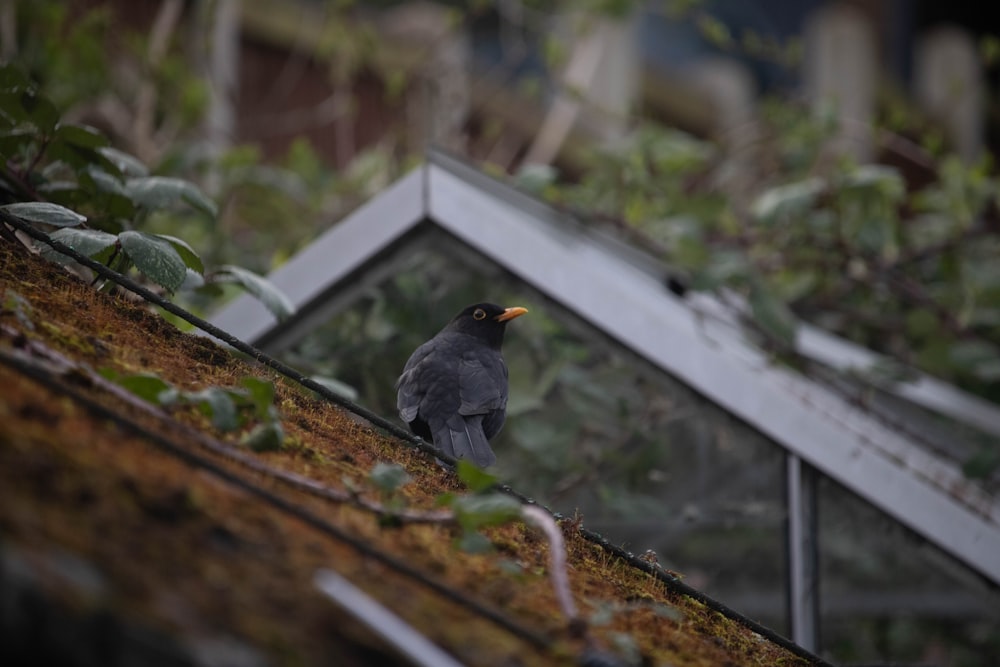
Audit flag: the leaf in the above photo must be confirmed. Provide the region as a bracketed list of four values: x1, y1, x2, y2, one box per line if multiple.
[187, 387, 240, 431]
[155, 234, 204, 274]
[125, 176, 218, 218]
[515, 163, 558, 194]
[212, 265, 295, 320]
[748, 279, 798, 347]
[750, 177, 824, 222]
[451, 493, 522, 531]
[54, 123, 108, 149]
[841, 164, 905, 201]
[240, 376, 276, 418]
[20, 89, 59, 133]
[241, 421, 285, 452]
[0, 128, 37, 157]
[83, 166, 127, 197]
[0, 202, 86, 227]
[370, 462, 411, 495]
[690, 250, 750, 290]
[454, 531, 494, 554]
[114, 374, 175, 404]
[42, 228, 117, 264]
[98, 147, 149, 177]
[456, 459, 499, 493]
[118, 230, 187, 292]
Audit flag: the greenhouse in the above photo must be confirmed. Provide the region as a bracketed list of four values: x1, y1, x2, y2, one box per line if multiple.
[211, 150, 1000, 659]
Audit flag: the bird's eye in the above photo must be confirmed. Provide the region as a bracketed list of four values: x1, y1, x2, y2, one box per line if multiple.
[473, 308, 486, 320]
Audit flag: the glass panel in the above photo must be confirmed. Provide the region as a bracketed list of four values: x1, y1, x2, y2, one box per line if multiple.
[282, 245, 790, 632]
[818, 475, 1000, 665]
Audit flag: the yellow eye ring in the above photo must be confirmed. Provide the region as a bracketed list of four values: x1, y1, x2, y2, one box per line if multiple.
[473, 308, 486, 320]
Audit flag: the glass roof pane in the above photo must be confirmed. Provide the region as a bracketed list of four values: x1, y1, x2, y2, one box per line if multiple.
[818, 475, 1000, 665]
[281, 244, 790, 632]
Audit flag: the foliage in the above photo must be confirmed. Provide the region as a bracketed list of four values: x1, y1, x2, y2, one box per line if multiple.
[102, 370, 285, 452]
[0, 62, 291, 318]
[530, 118, 1000, 413]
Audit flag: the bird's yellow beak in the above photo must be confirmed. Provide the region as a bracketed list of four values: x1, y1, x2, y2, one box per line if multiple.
[495, 306, 528, 322]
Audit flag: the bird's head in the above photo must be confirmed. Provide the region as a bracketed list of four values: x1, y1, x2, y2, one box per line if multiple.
[445, 302, 528, 348]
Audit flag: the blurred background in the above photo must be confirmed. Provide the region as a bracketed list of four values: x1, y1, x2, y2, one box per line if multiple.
[4, 1, 1000, 664]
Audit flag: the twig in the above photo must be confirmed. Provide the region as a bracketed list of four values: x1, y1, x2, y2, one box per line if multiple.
[520, 505, 581, 631]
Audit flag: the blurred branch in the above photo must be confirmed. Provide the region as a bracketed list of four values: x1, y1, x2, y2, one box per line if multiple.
[133, 0, 184, 163]
[0, 0, 15, 59]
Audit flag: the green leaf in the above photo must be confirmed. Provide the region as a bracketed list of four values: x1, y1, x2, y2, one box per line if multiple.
[241, 421, 285, 452]
[118, 230, 187, 292]
[98, 147, 149, 177]
[690, 250, 750, 290]
[748, 279, 798, 347]
[750, 178, 824, 222]
[451, 492, 522, 531]
[456, 459, 499, 493]
[240, 376, 276, 418]
[841, 164, 905, 201]
[54, 123, 108, 149]
[515, 163, 558, 194]
[20, 89, 59, 133]
[114, 374, 175, 404]
[1, 202, 86, 227]
[454, 531, 494, 554]
[187, 387, 240, 431]
[41, 228, 117, 264]
[212, 265, 295, 320]
[156, 234, 204, 274]
[0, 128, 37, 157]
[125, 176, 218, 218]
[369, 462, 411, 495]
[83, 166, 127, 196]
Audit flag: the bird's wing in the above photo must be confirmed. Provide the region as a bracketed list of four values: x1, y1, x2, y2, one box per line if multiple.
[456, 350, 508, 416]
[434, 413, 497, 468]
[396, 339, 440, 423]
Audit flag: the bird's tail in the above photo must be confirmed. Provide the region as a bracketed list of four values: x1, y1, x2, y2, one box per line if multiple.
[436, 414, 497, 468]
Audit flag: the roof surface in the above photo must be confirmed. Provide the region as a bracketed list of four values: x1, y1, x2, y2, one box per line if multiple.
[0, 234, 827, 665]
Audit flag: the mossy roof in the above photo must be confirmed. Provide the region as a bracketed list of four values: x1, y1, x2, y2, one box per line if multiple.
[0, 243, 825, 667]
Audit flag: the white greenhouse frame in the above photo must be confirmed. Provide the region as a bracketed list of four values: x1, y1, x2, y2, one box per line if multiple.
[209, 151, 1000, 649]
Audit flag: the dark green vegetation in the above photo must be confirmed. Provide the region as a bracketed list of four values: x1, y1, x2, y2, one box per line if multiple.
[3, 1, 998, 664]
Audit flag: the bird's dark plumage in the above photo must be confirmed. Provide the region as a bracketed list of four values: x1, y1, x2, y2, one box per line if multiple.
[396, 303, 527, 467]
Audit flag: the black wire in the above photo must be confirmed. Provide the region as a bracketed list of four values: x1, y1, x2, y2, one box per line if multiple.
[0, 347, 552, 651]
[3, 215, 834, 665]
[0, 211, 437, 453]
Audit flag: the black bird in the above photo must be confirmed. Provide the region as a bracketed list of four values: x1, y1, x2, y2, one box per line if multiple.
[396, 303, 528, 467]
